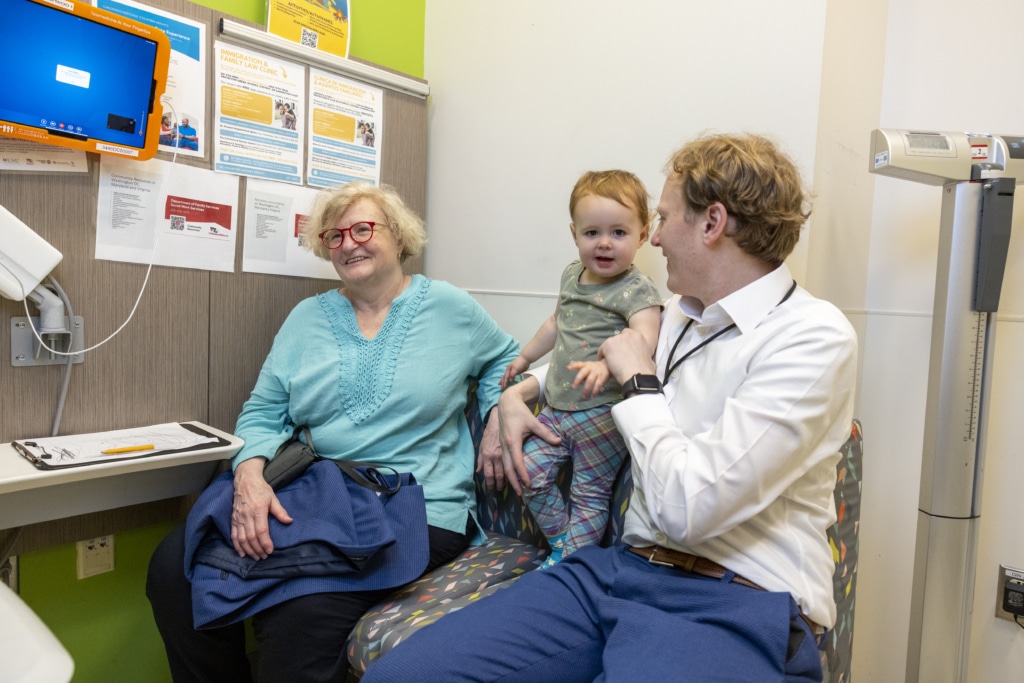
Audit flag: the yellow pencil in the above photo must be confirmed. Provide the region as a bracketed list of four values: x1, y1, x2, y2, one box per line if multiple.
[101, 444, 156, 455]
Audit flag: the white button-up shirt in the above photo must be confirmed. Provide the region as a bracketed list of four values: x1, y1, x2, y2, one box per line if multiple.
[611, 264, 857, 628]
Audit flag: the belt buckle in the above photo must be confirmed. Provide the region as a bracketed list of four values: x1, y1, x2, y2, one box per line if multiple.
[647, 547, 674, 568]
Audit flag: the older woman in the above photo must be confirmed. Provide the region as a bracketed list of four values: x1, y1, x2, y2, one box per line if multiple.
[146, 183, 519, 682]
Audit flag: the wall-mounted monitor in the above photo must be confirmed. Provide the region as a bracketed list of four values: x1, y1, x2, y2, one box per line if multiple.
[0, 0, 171, 160]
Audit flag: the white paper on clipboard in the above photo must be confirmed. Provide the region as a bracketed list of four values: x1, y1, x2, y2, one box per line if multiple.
[12, 422, 223, 469]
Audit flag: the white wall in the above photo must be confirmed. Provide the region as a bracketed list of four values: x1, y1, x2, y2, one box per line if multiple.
[425, 1, 1024, 681]
[423, 0, 827, 347]
[854, 0, 1024, 681]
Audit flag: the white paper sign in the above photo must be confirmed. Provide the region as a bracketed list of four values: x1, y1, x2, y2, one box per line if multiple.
[96, 157, 239, 272]
[242, 178, 339, 280]
[0, 137, 88, 172]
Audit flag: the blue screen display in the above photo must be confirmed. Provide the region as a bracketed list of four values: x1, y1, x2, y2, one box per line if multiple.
[0, 0, 159, 150]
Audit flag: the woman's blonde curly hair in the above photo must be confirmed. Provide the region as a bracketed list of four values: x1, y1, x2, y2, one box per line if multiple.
[303, 182, 426, 262]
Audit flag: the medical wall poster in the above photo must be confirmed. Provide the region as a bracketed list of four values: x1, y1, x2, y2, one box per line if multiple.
[266, 0, 350, 59]
[95, 0, 207, 158]
[0, 138, 88, 172]
[96, 156, 239, 272]
[307, 69, 382, 188]
[242, 178, 340, 280]
[214, 42, 305, 185]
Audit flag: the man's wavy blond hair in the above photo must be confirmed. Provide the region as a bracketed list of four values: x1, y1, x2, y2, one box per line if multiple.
[668, 133, 810, 265]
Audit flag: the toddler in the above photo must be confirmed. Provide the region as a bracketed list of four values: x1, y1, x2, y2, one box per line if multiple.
[501, 170, 661, 567]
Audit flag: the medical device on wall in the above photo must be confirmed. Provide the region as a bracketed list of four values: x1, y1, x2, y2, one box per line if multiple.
[0, 0, 171, 160]
[0, 203, 74, 352]
[0, 205, 63, 304]
[869, 129, 1023, 683]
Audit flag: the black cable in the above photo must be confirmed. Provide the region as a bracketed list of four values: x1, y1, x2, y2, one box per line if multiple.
[1015, 614, 1024, 631]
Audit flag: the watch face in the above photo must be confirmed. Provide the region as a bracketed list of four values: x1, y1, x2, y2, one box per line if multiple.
[634, 375, 661, 391]
[625, 374, 662, 396]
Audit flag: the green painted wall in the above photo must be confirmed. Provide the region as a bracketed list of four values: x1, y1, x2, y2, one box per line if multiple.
[16, 2, 424, 681]
[21, 524, 178, 683]
[192, 0, 426, 77]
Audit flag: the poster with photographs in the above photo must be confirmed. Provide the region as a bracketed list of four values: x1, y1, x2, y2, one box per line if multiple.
[306, 68, 382, 188]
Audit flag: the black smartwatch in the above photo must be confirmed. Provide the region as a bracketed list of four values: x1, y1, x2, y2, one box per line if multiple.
[621, 373, 663, 399]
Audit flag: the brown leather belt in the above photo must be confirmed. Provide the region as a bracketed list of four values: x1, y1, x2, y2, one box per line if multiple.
[628, 545, 824, 636]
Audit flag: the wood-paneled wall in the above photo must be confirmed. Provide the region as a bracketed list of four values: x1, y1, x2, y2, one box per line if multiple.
[0, 0, 427, 553]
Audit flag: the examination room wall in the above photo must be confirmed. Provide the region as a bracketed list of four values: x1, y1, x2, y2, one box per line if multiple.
[424, 1, 1024, 682]
[423, 0, 827, 348]
[854, 0, 1024, 681]
[0, 1, 426, 681]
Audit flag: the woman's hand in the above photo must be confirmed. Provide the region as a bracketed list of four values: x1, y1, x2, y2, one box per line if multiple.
[230, 457, 293, 560]
[494, 376, 560, 496]
[477, 416, 504, 491]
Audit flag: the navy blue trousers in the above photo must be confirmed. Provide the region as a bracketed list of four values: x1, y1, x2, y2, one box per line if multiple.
[363, 544, 823, 683]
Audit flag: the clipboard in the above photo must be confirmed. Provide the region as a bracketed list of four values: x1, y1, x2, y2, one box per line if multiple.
[11, 423, 232, 471]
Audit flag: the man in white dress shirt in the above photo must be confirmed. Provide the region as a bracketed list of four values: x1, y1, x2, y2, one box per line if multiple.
[364, 133, 858, 683]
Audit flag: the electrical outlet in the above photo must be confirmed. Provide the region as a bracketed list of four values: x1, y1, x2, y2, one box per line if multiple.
[995, 564, 1024, 622]
[77, 535, 114, 579]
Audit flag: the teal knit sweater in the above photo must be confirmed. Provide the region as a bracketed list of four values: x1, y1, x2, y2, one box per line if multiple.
[233, 275, 519, 538]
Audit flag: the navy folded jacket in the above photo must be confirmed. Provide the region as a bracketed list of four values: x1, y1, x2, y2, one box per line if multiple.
[184, 459, 428, 629]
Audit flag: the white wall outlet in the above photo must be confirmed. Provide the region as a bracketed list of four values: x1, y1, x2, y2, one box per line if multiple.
[76, 535, 114, 579]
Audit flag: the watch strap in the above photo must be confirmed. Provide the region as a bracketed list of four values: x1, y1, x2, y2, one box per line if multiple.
[622, 373, 663, 398]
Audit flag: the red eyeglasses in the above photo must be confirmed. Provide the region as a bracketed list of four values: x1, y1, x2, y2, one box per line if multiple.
[318, 221, 378, 249]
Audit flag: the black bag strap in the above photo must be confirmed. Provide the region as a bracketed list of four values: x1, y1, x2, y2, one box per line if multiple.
[280, 425, 402, 496]
[333, 459, 402, 496]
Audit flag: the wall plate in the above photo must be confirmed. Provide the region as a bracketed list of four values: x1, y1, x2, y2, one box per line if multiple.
[11, 316, 84, 366]
[995, 564, 1024, 622]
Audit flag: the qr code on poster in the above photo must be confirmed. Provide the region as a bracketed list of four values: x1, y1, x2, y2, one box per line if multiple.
[170, 215, 185, 231]
[301, 28, 319, 49]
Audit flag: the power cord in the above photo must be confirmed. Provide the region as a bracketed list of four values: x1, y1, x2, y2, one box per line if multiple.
[5, 96, 182, 360]
[1, 95, 182, 434]
[162, 95, 181, 166]
[6, 254, 157, 359]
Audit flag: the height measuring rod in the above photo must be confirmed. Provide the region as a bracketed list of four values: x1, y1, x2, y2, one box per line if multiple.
[869, 129, 1023, 682]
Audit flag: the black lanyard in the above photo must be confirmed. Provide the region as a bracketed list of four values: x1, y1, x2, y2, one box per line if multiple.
[662, 280, 798, 386]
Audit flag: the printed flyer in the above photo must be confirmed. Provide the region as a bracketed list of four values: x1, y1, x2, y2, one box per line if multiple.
[96, 0, 207, 158]
[307, 68, 382, 188]
[213, 42, 306, 184]
[266, 0, 350, 59]
[0, 138, 88, 172]
[242, 178, 339, 280]
[96, 156, 239, 272]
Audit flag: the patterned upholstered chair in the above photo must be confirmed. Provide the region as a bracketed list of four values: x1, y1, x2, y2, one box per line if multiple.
[346, 399, 863, 683]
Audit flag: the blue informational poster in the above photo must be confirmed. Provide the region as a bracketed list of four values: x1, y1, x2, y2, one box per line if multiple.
[96, 0, 208, 158]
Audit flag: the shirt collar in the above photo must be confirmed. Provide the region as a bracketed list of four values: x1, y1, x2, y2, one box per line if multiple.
[675, 263, 795, 334]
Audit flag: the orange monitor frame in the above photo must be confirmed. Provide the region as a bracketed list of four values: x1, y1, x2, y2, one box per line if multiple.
[0, 0, 171, 161]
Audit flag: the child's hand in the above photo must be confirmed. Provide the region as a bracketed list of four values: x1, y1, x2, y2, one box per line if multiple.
[500, 355, 531, 390]
[567, 360, 610, 399]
